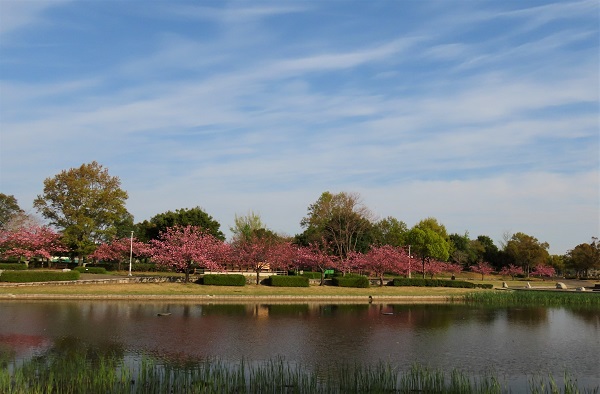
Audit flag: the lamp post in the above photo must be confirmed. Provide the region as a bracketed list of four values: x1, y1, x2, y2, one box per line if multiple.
[128, 231, 134, 277]
[407, 245, 412, 279]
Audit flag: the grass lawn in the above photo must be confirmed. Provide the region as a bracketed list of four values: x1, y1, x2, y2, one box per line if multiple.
[0, 271, 596, 299]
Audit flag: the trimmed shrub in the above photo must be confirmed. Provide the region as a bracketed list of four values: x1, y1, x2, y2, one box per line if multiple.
[392, 278, 493, 289]
[0, 270, 80, 282]
[0, 263, 28, 270]
[300, 271, 322, 279]
[74, 267, 107, 274]
[333, 275, 370, 288]
[268, 275, 309, 287]
[201, 274, 246, 286]
[86, 263, 118, 271]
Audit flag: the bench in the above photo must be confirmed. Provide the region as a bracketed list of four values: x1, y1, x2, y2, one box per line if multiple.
[593, 284, 600, 292]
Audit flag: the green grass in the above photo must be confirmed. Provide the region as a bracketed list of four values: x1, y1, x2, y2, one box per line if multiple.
[463, 290, 600, 307]
[1, 351, 597, 394]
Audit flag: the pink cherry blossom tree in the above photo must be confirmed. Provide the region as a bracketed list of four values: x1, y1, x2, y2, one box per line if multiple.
[470, 261, 494, 280]
[499, 264, 524, 280]
[530, 264, 555, 280]
[89, 236, 151, 271]
[0, 225, 66, 266]
[297, 242, 337, 286]
[359, 245, 411, 286]
[150, 225, 227, 283]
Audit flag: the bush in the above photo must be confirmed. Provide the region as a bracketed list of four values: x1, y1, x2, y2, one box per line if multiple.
[201, 274, 246, 286]
[86, 263, 118, 271]
[268, 275, 309, 287]
[74, 267, 107, 274]
[0, 270, 80, 282]
[300, 271, 322, 279]
[392, 278, 493, 289]
[333, 275, 370, 288]
[0, 263, 28, 270]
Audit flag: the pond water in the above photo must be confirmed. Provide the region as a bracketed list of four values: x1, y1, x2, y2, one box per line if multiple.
[1, 301, 598, 390]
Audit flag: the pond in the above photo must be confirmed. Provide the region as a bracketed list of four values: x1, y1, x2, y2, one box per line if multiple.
[1, 301, 598, 391]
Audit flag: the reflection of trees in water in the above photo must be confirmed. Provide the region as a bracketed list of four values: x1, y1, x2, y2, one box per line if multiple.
[567, 307, 600, 326]
[41, 336, 125, 367]
[506, 307, 548, 326]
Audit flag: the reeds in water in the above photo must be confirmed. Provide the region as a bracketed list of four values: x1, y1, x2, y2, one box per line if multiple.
[463, 290, 600, 307]
[0, 352, 598, 393]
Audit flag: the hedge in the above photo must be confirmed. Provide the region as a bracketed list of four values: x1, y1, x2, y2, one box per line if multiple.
[333, 275, 370, 288]
[0, 270, 80, 282]
[300, 271, 322, 279]
[201, 274, 246, 286]
[392, 278, 493, 289]
[0, 263, 28, 270]
[268, 275, 309, 287]
[74, 267, 107, 274]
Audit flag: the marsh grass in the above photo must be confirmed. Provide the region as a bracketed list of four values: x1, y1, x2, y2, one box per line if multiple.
[463, 290, 600, 307]
[1, 352, 598, 393]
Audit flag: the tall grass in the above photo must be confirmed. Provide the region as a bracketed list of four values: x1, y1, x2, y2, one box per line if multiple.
[463, 290, 600, 307]
[1, 351, 597, 393]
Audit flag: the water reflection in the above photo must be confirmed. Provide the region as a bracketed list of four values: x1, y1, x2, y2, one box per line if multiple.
[0, 301, 598, 389]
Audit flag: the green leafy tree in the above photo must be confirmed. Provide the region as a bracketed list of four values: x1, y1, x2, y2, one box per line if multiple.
[504, 232, 550, 277]
[298, 191, 374, 259]
[565, 238, 600, 278]
[140, 206, 224, 241]
[0, 193, 24, 228]
[406, 226, 450, 279]
[230, 211, 266, 243]
[33, 162, 129, 263]
[372, 216, 408, 247]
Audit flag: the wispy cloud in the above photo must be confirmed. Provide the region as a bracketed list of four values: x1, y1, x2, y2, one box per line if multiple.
[0, 1, 597, 254]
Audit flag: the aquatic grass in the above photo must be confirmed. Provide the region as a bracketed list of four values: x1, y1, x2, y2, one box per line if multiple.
[1, 350, 598, 393]
[463, 290, 600, 307]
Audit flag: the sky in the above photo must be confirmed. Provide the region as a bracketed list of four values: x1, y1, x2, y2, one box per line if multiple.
[0, 0, 598, 255]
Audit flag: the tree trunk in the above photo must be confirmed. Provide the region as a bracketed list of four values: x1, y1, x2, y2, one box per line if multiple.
[256, 269, 260, 285]
[320, 269, 325, 286]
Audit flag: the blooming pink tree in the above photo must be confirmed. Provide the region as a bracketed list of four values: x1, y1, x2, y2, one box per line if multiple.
[297, 242, 337, 286]
[230, 232, 295, 285]
[470, 261, 494, 280]
[359, 245, 410, 286]
[530, 264, 555, 280]
[443, 262, 463, 278]
[89, 236, 151, 271]
[499, 264, 524, 280]
[150, 225, 228, 283]
[0, 225, 66, 265]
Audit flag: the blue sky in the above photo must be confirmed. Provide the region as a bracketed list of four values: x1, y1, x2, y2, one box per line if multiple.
[0, 0, 598, 254]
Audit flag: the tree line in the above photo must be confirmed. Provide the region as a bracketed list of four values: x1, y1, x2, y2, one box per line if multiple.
[1, 162, 598, 279]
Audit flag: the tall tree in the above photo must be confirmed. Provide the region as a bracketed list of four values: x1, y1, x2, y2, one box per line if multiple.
[299, 191, 374, 259]
[0, 193, 23, 228]
[566, 238, 600, 278]
[504, 232, 550, 277]
[141, 206, 224, 241]
[33, 162, 129, 263]
[372, 216, 408, 247]
[406, 226, 450, 279]
[229, 210, 266, 243]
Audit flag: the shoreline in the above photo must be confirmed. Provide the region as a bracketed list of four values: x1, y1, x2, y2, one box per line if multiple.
[0, 293, 457, 303]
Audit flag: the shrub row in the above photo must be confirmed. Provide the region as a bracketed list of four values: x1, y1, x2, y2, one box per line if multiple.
[85, 263, 170, 272]
[201, 274, 246, 286]
[268, 275, 309, 287]
[300, 271, 322, 279]
[0, 270, 80, 282]
[0, 263, 28, 270]
[333, 275, 370, 288]
[74, 267, 107, 274]
[392, 278, 493, 289]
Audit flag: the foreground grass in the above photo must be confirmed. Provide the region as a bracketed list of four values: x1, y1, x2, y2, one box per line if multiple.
[2, 352, 597, 394]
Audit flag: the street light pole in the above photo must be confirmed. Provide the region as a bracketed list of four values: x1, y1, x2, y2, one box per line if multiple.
[408, 245, 411, 279]
[128, 231, 134, 277]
